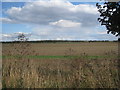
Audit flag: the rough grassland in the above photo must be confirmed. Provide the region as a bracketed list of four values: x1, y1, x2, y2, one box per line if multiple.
[2, 42, 119, 88]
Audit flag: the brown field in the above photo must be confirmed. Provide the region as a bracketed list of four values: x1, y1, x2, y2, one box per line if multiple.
[2, 42, 119, 88]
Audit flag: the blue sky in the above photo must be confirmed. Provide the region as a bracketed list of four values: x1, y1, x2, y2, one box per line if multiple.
[1, 1, 118, 41]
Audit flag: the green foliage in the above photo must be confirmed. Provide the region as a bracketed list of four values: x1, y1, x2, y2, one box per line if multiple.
[96, 1, 120, 37]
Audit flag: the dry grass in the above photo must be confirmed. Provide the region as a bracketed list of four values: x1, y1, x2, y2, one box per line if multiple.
[2, 42, 119, 88]
[0, 43, 2, 89]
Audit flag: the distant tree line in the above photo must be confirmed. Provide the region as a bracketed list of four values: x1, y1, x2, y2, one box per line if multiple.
[1, 40, 118, 43]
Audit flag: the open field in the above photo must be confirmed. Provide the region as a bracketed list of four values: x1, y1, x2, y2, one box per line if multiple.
[2, 41, 119, 88]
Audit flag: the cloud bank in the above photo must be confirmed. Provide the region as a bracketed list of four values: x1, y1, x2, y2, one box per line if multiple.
[1, 1, 117, 41]
[3, 1, 98, 26]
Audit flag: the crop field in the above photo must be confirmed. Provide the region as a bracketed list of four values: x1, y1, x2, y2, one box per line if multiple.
[2, 41, 119, 88]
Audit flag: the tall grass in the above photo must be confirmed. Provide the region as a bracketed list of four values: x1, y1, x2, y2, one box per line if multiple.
[0, 42, 2, 89]
[2, 42, 119, 88]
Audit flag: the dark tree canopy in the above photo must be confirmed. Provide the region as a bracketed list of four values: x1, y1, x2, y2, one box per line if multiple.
[96, 1, 120, 37]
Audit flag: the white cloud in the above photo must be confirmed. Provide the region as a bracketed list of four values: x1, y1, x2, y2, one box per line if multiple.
[2, 1, 117, 41]
[2, 34, 13, 38]
[3, 1, 98, 27]
[1, 0, 107, 2]
[1, 29, 118, 41]
[1, 33, 13, 41]
[1, 32, 31, 41]
[0, 18, 16, 23]
[69, 4, 98, 14]
[97, 31, 107, 34]
[49, 19, 81, 27]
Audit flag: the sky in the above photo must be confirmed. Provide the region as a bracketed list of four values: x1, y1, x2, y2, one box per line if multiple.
[0, 0, 118, 41]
